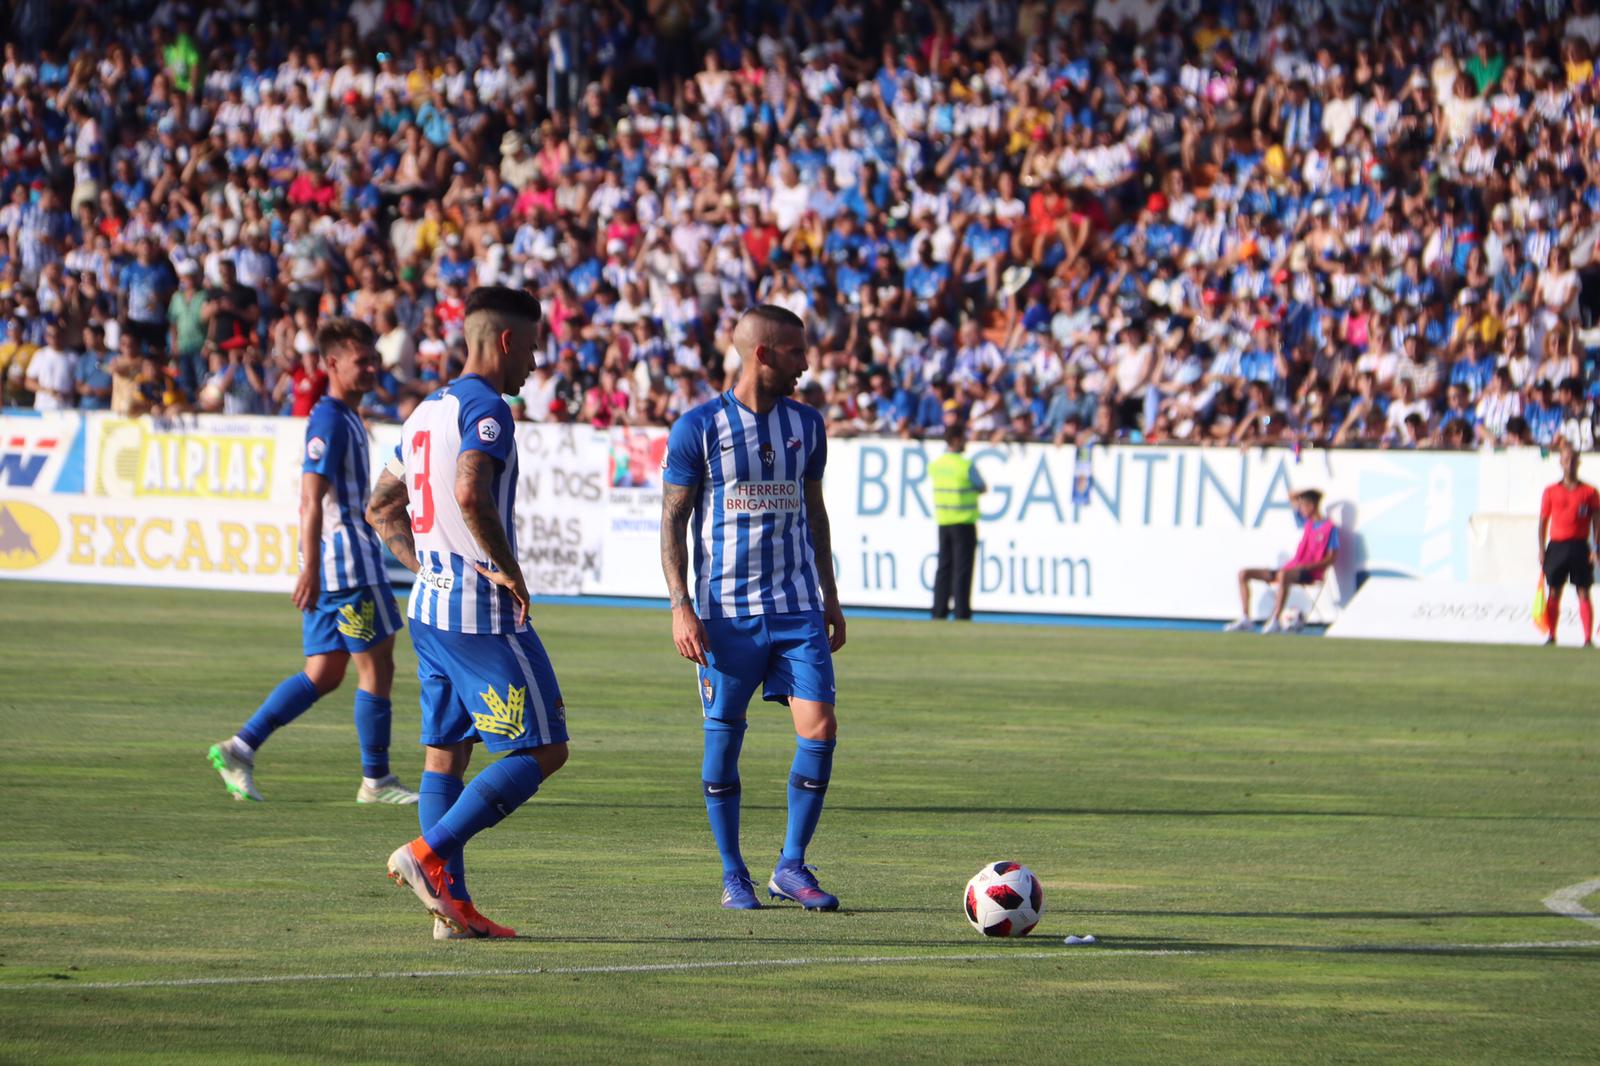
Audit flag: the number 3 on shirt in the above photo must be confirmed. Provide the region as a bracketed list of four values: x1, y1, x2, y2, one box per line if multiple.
[410, 431, 434, 534]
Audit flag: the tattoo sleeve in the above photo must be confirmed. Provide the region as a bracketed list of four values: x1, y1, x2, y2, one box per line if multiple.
[660, 482, 697, 609]
[366, 470, 420, 574]
[804, 479, 838, 601]
[455, 450, 524, 582]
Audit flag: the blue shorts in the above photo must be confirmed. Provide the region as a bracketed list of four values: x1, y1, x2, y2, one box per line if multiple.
[303, 585, 404, 656]
[410, 620, 569, 753]
[698, 611, 836, 721]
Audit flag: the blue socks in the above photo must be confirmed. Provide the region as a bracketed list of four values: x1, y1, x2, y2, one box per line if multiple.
[236, 676, 391, 778]
[782, 737, 836, 863]
[236, 673, 321, 751]
[352, 690, 392, 779]
[423, 753, 544, 862]
[702, 724, 838, 869]
[702, 718, 748, 874]
[417, 771, 469, 901]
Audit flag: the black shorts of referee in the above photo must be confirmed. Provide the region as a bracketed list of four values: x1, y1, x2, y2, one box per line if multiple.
[1544, 538, 1595, 590]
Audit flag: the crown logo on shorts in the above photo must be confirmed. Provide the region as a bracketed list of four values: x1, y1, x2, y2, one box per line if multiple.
[335, 598, 377, 641]
[473, 684, 527, 738]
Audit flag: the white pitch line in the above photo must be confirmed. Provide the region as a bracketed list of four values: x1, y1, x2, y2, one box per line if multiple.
[4, 951, 1185, 992]
[1543, 879, 1600, 929]
[5, 940, 1600, 993]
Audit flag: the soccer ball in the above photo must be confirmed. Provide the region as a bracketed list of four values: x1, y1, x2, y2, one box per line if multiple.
[963, 861, 1043, 937]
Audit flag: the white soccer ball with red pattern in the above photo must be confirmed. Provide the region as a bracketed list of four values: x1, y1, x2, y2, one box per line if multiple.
[964, 861, 1044, 937]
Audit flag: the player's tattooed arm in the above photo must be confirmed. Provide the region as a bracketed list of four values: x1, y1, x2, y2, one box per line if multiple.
[805, 479, 847, 652]
[367, 469, 420, 574]
[660, 482, 696, 609]
[661, 481, 710, 665]
[456, 450, 531, 625]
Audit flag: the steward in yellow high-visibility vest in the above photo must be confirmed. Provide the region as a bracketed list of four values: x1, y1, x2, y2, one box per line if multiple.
[929, 426, 986, 620]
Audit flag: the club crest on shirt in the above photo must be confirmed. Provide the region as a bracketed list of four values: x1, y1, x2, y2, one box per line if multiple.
[306, 437, 326, 461]
[760, 442, 775, 467]
[477, 417, 500, 444]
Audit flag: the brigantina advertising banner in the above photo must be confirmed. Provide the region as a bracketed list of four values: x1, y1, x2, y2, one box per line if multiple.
[0, 411, 1536, 623]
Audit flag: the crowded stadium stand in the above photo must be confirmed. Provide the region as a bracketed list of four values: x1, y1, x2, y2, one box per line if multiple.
[3, 0, 1600, 452]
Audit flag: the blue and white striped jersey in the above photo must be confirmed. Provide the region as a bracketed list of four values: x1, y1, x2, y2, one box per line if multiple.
[396, 374, 523, 634]
[302, 396, 386, 593]
[663, 392, 827, 619]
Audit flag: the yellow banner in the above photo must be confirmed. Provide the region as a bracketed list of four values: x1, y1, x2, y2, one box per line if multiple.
[0, 492, 300, 590]
[90, 417, 298, 502]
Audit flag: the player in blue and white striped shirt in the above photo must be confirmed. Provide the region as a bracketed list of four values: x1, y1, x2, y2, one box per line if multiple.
[368, 286, 570, 940]
[208, 318, 415, 806]
[661, 304, 848, 911]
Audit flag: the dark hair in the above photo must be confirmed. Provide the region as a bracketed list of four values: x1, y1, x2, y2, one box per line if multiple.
[316, 316, 375, 356]
[741, 304, 804, 332]
[465, 284, 543, 324]
[1295, 488, 1324, 507]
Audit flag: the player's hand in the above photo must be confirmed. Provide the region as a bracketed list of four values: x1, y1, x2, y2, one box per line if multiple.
[672, 604, 710, 666]
[291, 568, 319, 613]
[824, 598, 847, 653]
[474, 563, 531, 627]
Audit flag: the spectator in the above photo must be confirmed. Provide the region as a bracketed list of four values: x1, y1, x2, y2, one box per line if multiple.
[274, 345, 328, 419]
[0, 317, 37, 406]
[74, 323, 114, 411]
[118, 238, 174, 352]
[374, 307, 417, 385]
[109, 333, 147, 416]
[168, 261, 207, 396]
[24, 322, 77, 410]
[203, 260, 258, 352]
[1227, 489, 1340, 635]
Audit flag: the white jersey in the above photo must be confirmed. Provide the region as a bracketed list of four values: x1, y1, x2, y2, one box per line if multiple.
[396, 374, 523, 634]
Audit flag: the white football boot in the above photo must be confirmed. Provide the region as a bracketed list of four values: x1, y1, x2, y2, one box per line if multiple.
[207, 739, 263, 802]
[357, 774, 420, 805]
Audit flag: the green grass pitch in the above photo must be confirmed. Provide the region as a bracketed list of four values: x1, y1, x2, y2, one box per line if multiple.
[1, 580, 1599, 1064]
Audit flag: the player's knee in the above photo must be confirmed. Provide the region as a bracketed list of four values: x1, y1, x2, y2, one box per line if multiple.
[527, 741, 568, 778]
[424, 742, 472, 776]
[798, 713, 837, 742]
[358, 658, 394, 691]
[304, 656, 348, 694]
